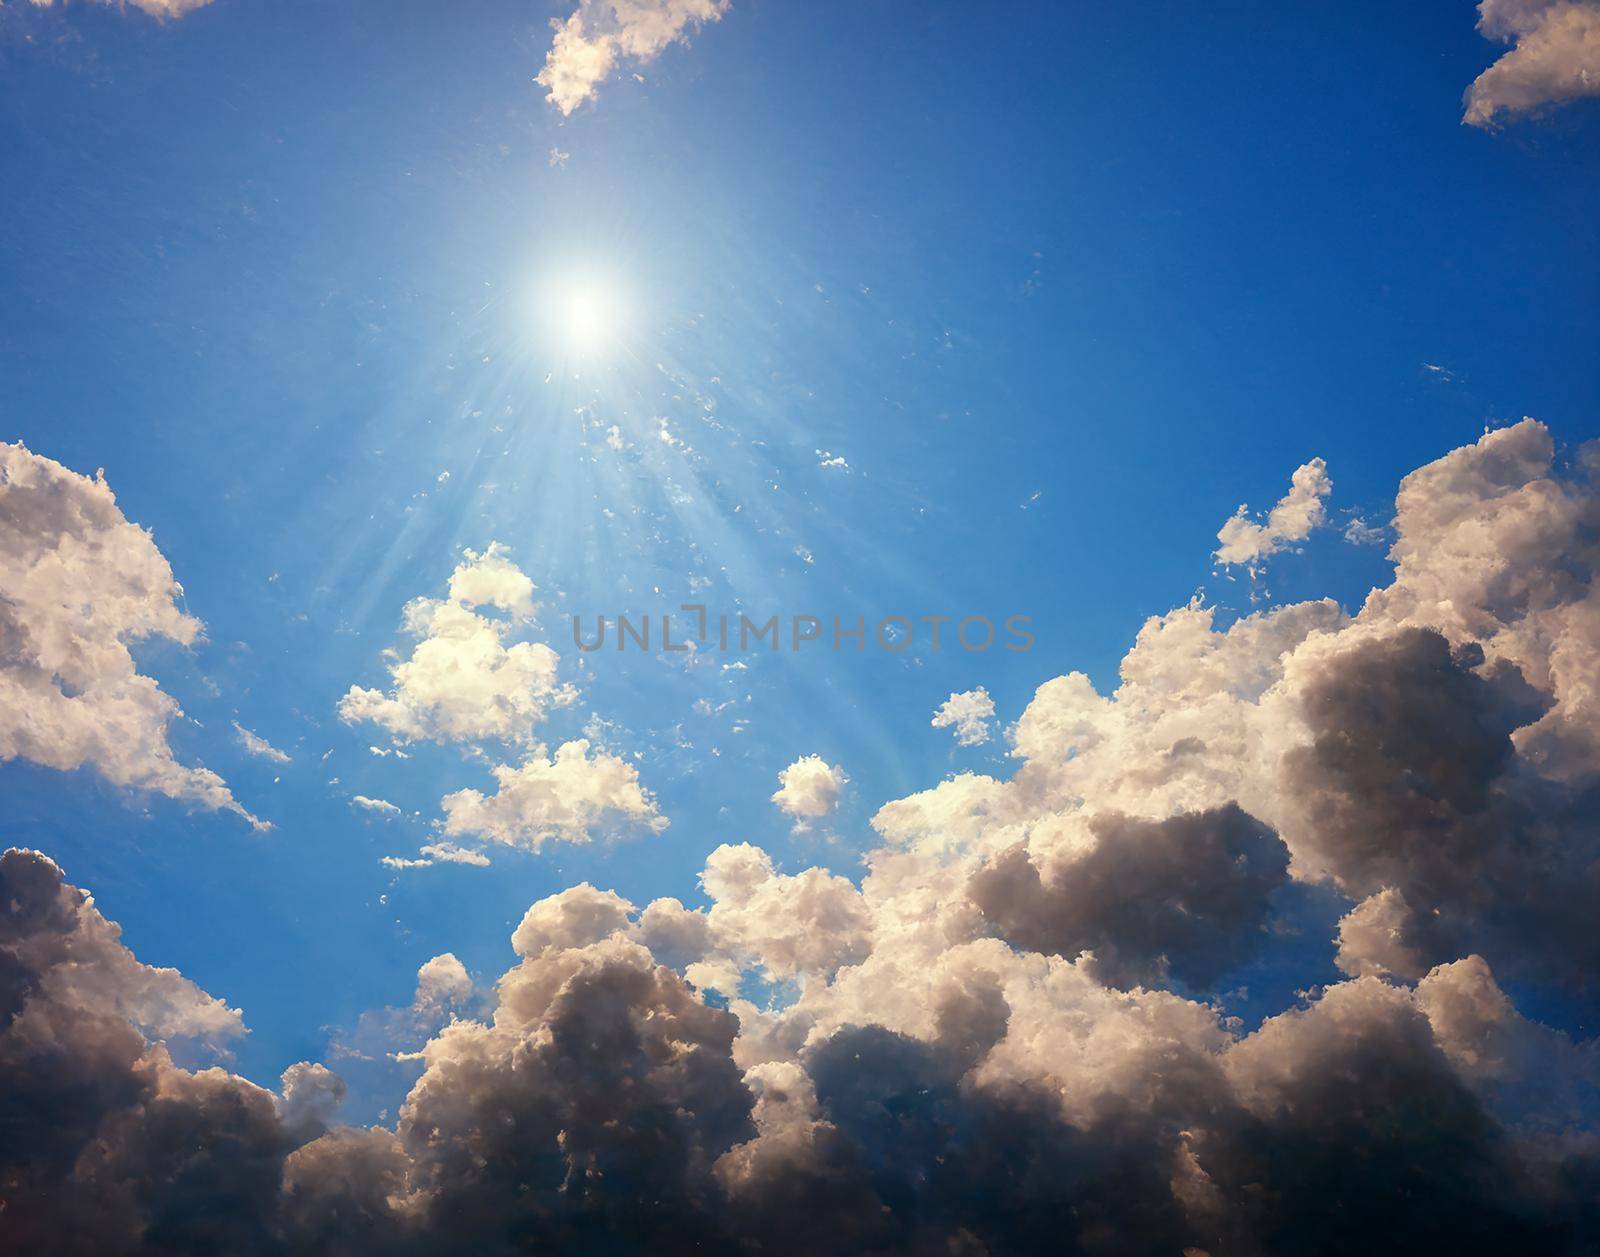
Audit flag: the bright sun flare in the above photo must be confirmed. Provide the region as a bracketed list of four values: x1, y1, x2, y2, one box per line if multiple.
[552, 279, 625, 355]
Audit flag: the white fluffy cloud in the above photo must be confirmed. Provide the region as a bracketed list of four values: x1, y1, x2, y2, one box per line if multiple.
[1214, 456, 1332, 568]
[511, 882, 635, 956]
[442, 542, 537, 619]
[770, 754, 846, 826]
[439, 738, 667, 850]
[413, 953, 474, 1012]
[536, 0, 730, 114]
[0, 443, 258, 826]
[931, 688, 996, 746]
[697, 843, 873, 985]
[338, 544, 574, 747]
[1464, 0, 1600, 127]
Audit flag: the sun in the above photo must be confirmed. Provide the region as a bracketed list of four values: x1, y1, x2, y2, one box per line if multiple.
[542, 276, 629, 357]
[566, 286, 613, 349]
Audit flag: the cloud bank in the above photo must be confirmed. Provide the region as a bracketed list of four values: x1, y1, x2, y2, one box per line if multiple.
[5, 420, 1599, 1253]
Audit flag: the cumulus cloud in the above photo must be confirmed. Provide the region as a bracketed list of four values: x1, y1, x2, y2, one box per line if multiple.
[931, 687, 996, 746]
[1214, 456, 1332, 568]
[697, 843, 873, 985]
[0, 848, 245, 1050]
[9, 830, 1600, 1252]
[0, 443, 259, 826]
[278, 1061, 347, 1141]
[320, 951, 485, 1120]
[1335, 886, 1428, 980]
[412, 953, 474, 1013]
[0, 847, 279, 1252]
[770, 754, 846, 827]
[350, 794, 400, 817]
[1205, 970, 1582, 1253]
[968, 804, 1290, 988]
[6, 420, 1600, 1252]
[439, 738, 667, 850]
[537, 0, 730, 115]
[1464, 0, 1600, 127]
[338, 543, 574, 747]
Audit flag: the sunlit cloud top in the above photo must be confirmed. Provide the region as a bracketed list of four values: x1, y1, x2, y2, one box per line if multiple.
[537, 0, 731, 114]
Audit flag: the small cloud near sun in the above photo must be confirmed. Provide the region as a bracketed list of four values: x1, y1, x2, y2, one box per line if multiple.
[536, 0, 731, 115]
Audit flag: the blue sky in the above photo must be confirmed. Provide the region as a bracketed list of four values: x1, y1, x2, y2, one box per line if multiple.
[2, 0, 1597, 1112]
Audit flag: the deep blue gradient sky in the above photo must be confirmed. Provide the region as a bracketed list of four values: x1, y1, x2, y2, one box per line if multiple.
[2, 0, 1597, 1103]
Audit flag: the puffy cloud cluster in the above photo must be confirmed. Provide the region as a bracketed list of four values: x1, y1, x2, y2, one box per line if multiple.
[343, 547, 665, 867]
[968, 804, 1289, 989]
[339, 543, 574, 748]
[1214, 456, 1331, 568]
[931, 686, 996, 746]
[537, 0, 730, 115]
[439, 737, 667, 850]
[770, 753, 847, 827]
[6, 421, 1600, 1252]
[1464, 0, 1600, 127]
[692, 842, 873, 987]
[0, 443, 258, 825]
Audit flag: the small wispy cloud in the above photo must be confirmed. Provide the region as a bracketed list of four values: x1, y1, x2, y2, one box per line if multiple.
[1343, 515, 1388, 546]
[27, 0, 214, 19]
[233, 721, 291, 765]
[352, 795, 401, 817]
[381, 842, 490, 870]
